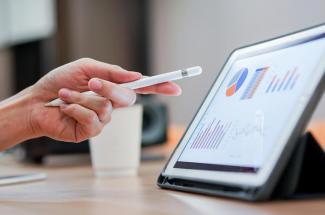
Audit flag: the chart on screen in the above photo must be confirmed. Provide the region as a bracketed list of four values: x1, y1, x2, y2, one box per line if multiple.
[178, 35, 325, 168]
[190, 119, 232, 150]
[265, 67, 300, 93]
[241, 67, 269, 100]
[226, 68, 248, 97]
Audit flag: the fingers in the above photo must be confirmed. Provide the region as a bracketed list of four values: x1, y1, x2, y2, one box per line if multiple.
[58, 88, 113, 123]
[60, 103, 102, 137]
[135, 82, 182, 96]
[88, 78, 137, 107]
[76, 58, 142, 83]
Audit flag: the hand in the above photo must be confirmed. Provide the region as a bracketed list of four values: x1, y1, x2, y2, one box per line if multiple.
[27, 58, 181, 143]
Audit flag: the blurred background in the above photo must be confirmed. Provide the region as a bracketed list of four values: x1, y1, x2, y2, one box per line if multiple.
[0, 0, 324, 161]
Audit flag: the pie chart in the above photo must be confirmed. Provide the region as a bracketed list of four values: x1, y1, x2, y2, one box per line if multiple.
[226, 68, 248, 96]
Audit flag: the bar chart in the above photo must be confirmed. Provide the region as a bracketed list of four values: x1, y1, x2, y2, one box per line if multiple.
[241, 67, 269, 100]
[190, 119, 232, 150]
[265, 67, 299, 93]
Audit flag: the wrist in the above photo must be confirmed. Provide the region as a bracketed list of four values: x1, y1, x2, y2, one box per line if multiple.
[0, 86, 40, 150]
[21, 86, 43, 139]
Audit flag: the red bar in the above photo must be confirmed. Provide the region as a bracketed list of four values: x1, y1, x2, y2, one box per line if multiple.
[194, 123, 210, 149]
[191, 126, 204, 149]
[214, 123, 231, 149]
[211, 125, 224, 149]
[200, 119, 216, 149]
[207, 120, 220, 149]
[247, 69, 268, 99]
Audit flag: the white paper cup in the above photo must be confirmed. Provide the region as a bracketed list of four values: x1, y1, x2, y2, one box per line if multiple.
[90, 104, 143, 177]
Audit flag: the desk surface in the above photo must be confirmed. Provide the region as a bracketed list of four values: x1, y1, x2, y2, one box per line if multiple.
[1, 124, 325, 215]
[1, 157, 325, 215]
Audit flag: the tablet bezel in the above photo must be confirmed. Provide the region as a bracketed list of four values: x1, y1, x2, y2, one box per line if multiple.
[161, 24, 325, 188]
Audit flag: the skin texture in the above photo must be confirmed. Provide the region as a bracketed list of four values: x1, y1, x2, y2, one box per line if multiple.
[0, 58, 181, 151]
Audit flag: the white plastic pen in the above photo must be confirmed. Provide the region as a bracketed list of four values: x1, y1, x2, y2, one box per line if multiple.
[45, 66, 202, 107]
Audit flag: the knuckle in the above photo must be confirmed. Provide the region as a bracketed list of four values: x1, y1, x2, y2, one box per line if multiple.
[76, 58, 97, 76]
[102, 101, 113, 113]
[78, 57, 94, 65]
[68, 104, 79, 114]
[99, 98, 110, 108]
[98, 101, 113, 123]
[84, 114, 97, 125]
[71, 91, 83, 103]
[100, 112, 112, 124]
[111, 64, 123, 70]
[74, 138, 84, 144]
[98, 108, 107, 119]
[101, 82, 114, 96]
[94, 127, 102, 136]
[89, 125, 102, 137]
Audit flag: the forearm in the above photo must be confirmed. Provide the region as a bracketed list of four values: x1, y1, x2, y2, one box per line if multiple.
[0, 87, 36, 151]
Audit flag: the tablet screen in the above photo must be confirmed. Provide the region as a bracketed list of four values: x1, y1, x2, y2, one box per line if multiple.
[174, 34, 325, 173]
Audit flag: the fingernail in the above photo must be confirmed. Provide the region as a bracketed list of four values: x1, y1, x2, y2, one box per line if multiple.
[175, 87, 182, 96]
[60, 89, 71, 99]
[90, 79, 102, 90]
[133, 71, 142, 77]
[170, 84, 182, 96]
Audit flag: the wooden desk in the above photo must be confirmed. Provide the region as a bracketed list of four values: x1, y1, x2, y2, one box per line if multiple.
[1, 157, 325, 214]
[0, 125, 325, 215]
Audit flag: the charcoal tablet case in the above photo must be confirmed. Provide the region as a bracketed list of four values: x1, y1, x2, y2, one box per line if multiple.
[157, 24, 325, 201]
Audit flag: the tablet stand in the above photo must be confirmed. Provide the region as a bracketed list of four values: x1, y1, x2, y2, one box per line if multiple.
[272, 132, 325, 199]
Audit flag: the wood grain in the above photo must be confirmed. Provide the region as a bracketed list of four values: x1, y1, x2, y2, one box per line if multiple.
[0, 124, 324, 214]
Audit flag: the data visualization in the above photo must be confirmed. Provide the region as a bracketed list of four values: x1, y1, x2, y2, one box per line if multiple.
[265, 67, 299, 93]
[176, 35, 325, 173]
[225, 66, 301, 100]
[190, 119, 232, 150]
[241, 67, 269, 100]
[226, 68, 248, 97]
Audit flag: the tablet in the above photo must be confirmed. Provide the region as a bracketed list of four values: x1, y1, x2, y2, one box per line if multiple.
[0, 173, 47, 186]
[158, 24, 325, 200]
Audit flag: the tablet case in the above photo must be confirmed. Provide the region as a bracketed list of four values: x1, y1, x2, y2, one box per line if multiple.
[271, 132, 325, 199]
[158, 132, 325, 201]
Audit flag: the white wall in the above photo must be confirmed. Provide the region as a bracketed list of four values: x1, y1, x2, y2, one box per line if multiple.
[0, 0, 56, 101]
[149, 0, 325, 124]
[0, 0, 56, 48]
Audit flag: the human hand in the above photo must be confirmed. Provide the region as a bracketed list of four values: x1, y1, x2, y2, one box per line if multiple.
[27, 58, 181, 143]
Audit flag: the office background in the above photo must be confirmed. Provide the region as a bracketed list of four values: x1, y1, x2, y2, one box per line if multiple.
[0, 0, 324, 125]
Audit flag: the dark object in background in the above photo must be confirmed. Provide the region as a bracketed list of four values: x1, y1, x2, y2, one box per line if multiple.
[141, 96, 168, 147]
[16, 138, 89, 164]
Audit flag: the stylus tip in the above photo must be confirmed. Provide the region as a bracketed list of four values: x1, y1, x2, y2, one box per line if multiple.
[185, 66, 203, 77]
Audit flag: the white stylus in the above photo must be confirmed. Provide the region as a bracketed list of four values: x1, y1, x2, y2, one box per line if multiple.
[45, 66, 202, 107]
